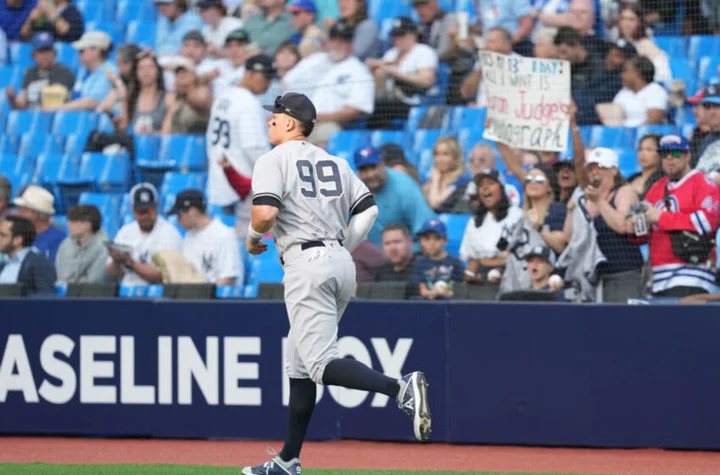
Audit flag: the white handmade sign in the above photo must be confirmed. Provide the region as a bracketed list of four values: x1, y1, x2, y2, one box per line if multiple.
[481, 52, 572, 152]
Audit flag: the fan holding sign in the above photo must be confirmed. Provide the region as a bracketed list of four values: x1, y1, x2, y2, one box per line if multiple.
[481, 52, 572, 153]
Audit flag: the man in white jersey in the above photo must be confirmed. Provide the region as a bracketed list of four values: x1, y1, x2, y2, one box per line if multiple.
[206, 54, 275, 238]
[241, 92, 431, 475]
[106, 183, 183, 286]
[168, 188, 244, 286]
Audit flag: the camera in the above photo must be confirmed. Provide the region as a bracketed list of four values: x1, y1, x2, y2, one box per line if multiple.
[627, 202, 648, 236]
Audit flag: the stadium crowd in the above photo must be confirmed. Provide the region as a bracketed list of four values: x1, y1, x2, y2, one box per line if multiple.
[1, 0, 720, 305]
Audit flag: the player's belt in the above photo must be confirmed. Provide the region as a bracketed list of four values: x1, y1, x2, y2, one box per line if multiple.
[280, 240, 344, 266]
[300, 240, 343, 251]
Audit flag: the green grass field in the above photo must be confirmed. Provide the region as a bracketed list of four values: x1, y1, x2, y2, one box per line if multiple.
[0, 465, 594, 475]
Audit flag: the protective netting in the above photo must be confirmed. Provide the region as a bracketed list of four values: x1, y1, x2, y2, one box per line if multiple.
[0, 0, 718, 303]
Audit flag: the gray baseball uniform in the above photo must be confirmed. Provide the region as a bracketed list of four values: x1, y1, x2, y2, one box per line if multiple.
[252, 139, 375, 383]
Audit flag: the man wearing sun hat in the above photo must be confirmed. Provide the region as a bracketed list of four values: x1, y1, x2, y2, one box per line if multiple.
[12, 184, 66, 263]
[630, 134, 720, 298]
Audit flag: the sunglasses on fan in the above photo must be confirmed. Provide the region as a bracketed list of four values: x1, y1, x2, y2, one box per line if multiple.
[524, 174, 547, 184]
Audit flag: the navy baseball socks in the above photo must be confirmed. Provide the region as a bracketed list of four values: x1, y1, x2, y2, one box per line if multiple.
[278, 378, 316, 463]
[321, 358, 402, 397]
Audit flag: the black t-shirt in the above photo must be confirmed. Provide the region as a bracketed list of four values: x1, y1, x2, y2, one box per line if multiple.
[31, 4, 84, 42]
[21, 63, 75, 108]
[373, 255, 416, 282]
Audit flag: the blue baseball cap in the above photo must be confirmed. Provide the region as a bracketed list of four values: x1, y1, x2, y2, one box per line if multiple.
[702, 81, 720, 105]
[417, 219, 447, 239]
[287, 0, 317, 13]
[32, 32, 54, 51]
[354, 146, 382, 168]
[658, 134, 690, 152]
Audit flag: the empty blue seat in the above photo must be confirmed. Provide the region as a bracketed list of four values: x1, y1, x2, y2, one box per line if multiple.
[55, 43, 81, 73]
[368, 0, 412, 27]
[64, 133, 90, 158]
[139, 135, 207, 171]
[126, 21, 157, 49]
[79, 191, 123, 213]
[56, 152, 130, 211]
[34, 153, 80, 188]
[689, 36, 720, 59]
[616, 148, 640, 176]
[0, 154, 31, 176]
[160, 171, 207, 197]
[635, 125, 677, 145]
[411, 129, 444, 164]
[669, 58, 697, 94]
[438, 213, 470, 258]
[0, 134, 21, 155]
[19, 133, 65, 159]
[6, 111, 52, 135]
[448, 106, 487, 131]
[698, 56, 720, 86]
[76, 0, 115, 22]
[369, 130, 411, 149]
[134, 134, 161, 160]
[51, 111, 99, 136]
[325, 130, 370, 157]
[6, 172, 31, 200]
[85, 21, 125, 46]
[654, 36, 689, 58]
[119, 285, 150, 298]
[590, 126, 636, 149]
[0, 65, 23, 91]
[116, 0, 157, 23]
[9, 42, 33, 66]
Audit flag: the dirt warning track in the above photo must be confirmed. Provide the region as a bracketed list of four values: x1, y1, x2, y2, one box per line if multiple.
[1, 437, 719, 475]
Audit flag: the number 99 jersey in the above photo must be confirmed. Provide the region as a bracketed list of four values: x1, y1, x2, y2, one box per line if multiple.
[206, 87, 270, 207]
[251, 140, 374, 255]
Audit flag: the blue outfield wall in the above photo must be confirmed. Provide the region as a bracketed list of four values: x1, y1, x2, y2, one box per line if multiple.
[1, 299, 720, 449]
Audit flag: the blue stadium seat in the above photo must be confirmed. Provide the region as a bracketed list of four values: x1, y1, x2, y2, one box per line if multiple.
[160, 171, 207, 198]
[57, 152, 130, 210]
[681, 123, 696, 141]
[6, 111, 53, 135]
[689, 36, 720, 59]
[119, 285, 151, 298]
[78, 191, 123, 235]
[85, 21, 125, 47]
[654, 36, 689, 58]
[698, 56, 720, 86]
[416, 149, 433, 183]
[0, 134, 20, 155]
[77, 0, 115, 22]
[589, 126, 636, 149]
[19, 133, 65, 159]
[437, 213, 470, 258]
[0, 65, 24, 91]
[635, 125, 678, 145]
[457, 127, 494, 161]
[9, 42, 33, 66]
[126, 21, 157, 49]
[140, 135, 207, 170]
[0, 154, 31, 176]
[247, 239, 284, 283]
[669, 58, 697, 94]
[448, 106, 487, 131]
[368, 0, 412, 27]
[615, 148, 640, 177]
[51, 111, 99, 136]
[64, 133, 90, 158]
[116, 0, 157, 23]
[369, 130, 411, 149]
[411, 129, 444, 165]
[34, 153, 80, 189]
[134, 134, 161, 161]
[6, 172, 31, 200]
[455, 0, 478, 21]
[325, 130, 370, 157]
[55, 43, 81, 73]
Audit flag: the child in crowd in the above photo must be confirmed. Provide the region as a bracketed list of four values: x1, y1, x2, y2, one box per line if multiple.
[413, 219, 465, 300]
[524, 245, 564, 301]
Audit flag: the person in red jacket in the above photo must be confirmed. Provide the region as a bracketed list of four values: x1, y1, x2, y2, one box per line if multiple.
[628, 134, 720, 297]
[218, 155, 252, 199]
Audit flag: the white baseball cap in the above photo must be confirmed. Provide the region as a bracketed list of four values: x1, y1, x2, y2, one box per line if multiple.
[72, 31, 112, 51]
[585, 147, 618, 169]
[173, 56, 196, 74]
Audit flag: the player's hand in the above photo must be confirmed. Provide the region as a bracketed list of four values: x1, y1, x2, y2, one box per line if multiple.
[246, 238, 268, 255]
[218, 155, 231, 168]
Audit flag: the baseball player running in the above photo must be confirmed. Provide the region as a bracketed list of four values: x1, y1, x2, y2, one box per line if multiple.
[242, 92, 431, 475]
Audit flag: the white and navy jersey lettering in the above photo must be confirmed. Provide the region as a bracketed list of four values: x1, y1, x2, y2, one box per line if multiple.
[251, 140, 375, 254]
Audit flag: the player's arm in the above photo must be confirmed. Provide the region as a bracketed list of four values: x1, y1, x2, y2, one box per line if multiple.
[344, 199, 378, 253]
[246, 154, 283, 253]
